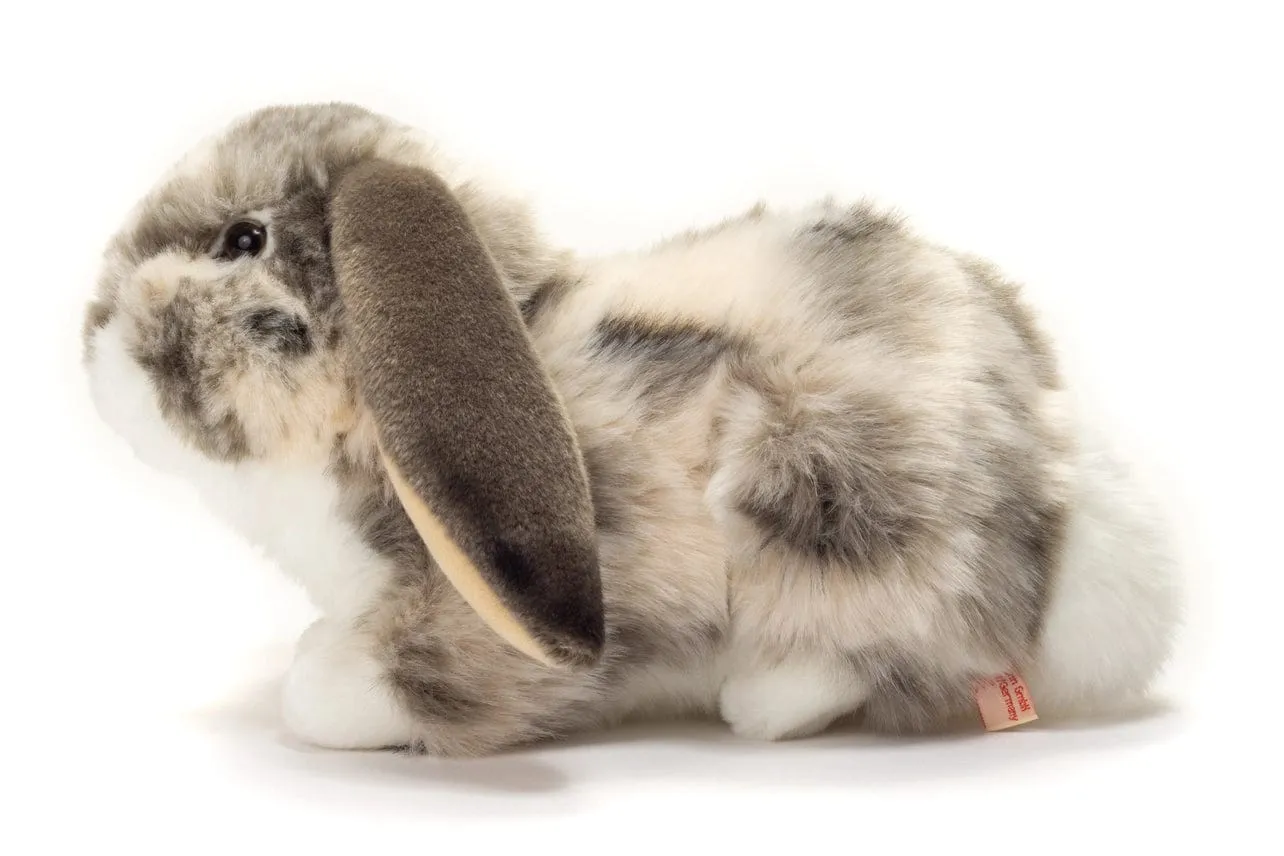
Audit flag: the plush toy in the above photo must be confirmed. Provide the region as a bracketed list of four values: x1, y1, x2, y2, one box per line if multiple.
[82, 103, 1181, 755]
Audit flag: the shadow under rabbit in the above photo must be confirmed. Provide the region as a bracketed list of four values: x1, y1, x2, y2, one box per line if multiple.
[185, 649, 1187, 814]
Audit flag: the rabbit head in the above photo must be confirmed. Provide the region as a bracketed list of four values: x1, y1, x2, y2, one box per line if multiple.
[82, 103, 605, 669]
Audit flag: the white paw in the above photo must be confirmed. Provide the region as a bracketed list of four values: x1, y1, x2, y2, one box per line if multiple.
[281, 620, 418, 750]
[719, 658, 867, 741]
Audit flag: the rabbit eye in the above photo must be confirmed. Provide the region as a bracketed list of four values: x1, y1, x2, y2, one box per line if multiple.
[220, 220, 267, 259]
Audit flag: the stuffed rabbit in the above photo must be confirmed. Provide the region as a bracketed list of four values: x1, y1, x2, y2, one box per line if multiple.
[82, 103, 1181, 755]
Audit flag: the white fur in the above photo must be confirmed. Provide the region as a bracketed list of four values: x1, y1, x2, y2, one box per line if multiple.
[85, 317, 412, 747]
[282, 619, 418, 749]
[1028, 412, 1183, 714]
[129, 252, 228, 304]
[86, 317, 391, 619]
[550, 216, 805, 349]
[719, 657, 869, 740]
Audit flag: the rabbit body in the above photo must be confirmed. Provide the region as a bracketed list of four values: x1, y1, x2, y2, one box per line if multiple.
[82, 104, 1181, 755]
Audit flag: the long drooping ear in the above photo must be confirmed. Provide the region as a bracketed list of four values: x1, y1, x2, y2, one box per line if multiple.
[329, 160, 604, 669]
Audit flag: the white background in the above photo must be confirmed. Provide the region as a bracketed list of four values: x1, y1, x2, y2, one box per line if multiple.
[3, 1, 1279, 852]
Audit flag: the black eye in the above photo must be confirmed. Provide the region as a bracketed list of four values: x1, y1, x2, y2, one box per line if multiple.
[221, 220, 267, 259]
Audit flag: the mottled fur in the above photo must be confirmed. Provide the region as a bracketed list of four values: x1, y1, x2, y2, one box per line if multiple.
[82, 103, 1181, 756]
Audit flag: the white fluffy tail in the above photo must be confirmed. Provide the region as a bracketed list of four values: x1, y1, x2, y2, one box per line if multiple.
[1025, 414, 1185, 719]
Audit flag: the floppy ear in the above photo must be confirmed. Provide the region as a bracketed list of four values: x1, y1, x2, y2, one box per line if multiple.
[329, 160, 604, 669]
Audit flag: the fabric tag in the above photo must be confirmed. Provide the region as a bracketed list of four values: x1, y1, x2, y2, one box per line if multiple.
[974, 672, 1038, 731]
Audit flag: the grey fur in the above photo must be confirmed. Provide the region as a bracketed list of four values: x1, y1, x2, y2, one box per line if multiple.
[133, 291, 253, 461]
[243, 309, 312, 355]
[725, 363, 934, 567]
[518, 273, 577, 326]
[268, 184, 341, 315]
[81, 102, 1167, 757]
[591, 316, 746, 406]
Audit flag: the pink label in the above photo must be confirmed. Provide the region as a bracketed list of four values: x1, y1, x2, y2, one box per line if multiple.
[974, 672, 1039, 731]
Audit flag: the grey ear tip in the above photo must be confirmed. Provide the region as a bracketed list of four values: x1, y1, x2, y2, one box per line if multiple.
[528, 591, 607, 670]
[488, 536, 605, 669]
[541, 625, 607, 670]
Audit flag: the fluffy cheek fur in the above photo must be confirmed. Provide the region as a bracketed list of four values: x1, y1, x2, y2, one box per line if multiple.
[84, 262, 394, 622]
[96, 251, 354, 463]
[86, 312, 422, 750]
[87, 312, 216, 480]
